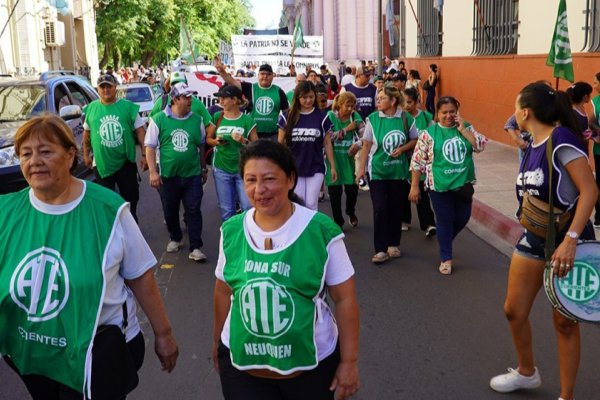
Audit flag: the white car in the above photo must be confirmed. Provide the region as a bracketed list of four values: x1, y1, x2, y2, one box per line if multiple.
[116, 83, 155, 125]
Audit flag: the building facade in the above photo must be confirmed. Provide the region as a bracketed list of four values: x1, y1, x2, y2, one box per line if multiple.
[0, 0, 99, 80]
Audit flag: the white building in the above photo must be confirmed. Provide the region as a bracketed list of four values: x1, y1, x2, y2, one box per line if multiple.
[0, 0, 99, 80]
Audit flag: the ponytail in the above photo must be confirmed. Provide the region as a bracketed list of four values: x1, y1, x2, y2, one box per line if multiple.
[285, 81, 315, 146]
[554, 90, 583, 139]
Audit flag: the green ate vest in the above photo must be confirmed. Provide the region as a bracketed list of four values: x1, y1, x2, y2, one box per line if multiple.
[428, 123, 476, 191]
[0, 182, 124, 393]
[152, 111, 204, 178]
[222, 210, 342, 374]
[251, 83, 281, 134]
[212, 112, 256, 174]
[83, 99, 139, 178]
[367, 111, 414, 180]
[325, 111, 363, 185]
[592, 96, 600, 155]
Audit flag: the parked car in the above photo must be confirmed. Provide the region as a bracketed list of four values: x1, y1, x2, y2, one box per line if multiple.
[116, 83, 155, 126]
[0, 72, 98, 194]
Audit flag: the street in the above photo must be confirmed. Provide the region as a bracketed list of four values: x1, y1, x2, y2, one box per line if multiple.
[2, 172, 600, 400]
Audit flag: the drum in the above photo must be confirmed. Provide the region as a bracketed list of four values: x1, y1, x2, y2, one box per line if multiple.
[543, 241, 600, 323]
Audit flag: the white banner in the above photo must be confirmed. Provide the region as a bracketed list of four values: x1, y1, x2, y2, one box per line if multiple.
[231, 35, 323, 57]
[184, 72, 296, 110]
[233, 55, 323, 76]
[218, 40, 234, 65]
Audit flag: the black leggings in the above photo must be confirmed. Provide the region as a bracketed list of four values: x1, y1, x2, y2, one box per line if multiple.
[4, 332, 145, 400]
[217, 341, 340, 400]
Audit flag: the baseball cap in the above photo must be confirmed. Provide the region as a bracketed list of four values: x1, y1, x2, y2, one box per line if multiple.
[97, 74, 117, 86]
[169, 71, 187, 85]
[213, 85, 243, 100]
[356, 66, 371, 77]
[373, 75, 384, 83]
[170, 82, 197, 98]
[258, 64, 273, 74]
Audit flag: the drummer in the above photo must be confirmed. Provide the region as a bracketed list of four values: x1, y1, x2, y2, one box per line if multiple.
[490, 83, 597, 400]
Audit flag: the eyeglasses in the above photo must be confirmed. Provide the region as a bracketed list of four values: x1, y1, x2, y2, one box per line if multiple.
[376, 96, 390, 102]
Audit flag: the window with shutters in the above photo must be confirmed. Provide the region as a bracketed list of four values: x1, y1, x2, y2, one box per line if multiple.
[582, 0, 600, 52]
[472, 0, 519, 56]
[416, 0, 442, 57]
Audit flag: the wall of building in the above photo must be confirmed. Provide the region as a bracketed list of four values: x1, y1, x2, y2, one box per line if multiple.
[405, 54, 599, 144]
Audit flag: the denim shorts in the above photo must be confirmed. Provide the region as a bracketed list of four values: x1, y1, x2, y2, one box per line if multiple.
[514, 222, 596, 260]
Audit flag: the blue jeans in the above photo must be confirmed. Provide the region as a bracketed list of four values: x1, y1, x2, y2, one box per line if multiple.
[213, 167, 251, 221]
[159, 175, 204, 251]
[429, 190, 472, 261]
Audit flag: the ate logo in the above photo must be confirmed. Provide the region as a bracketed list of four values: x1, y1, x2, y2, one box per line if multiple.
[99, 115, 123, 147]
[239, 278, 295, 339]
[254, 96, 275, 115]
[558, 262, 600, 303]
[442, 137, 467, 165]
[10, 248, 70, 322]
[171, 129, 190, 152]
[382, 130, 406, 156]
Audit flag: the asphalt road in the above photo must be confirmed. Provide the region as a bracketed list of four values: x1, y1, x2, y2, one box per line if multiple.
[2, 172, 600, 400]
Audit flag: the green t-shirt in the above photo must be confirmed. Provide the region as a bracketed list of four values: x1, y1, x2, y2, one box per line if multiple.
[152, 111, 205, 178]
[212, 112, 256, 174]
[428, 123, 476, 192]
[367, 111, 415, 180]
[251, 83, 281, 134]
[222, 210, 342, 374]
[592, 95, 600, 155]
[83, 99, 139, 178]
[0, 182, 124, 393]
[325, 111, 363, 186]
[149, 95, 212, 125]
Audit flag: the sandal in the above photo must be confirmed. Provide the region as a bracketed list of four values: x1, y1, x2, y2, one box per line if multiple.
[439, 261, 452, 275]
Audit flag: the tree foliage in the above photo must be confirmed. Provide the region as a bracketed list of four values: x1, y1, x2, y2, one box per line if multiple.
[95, 0, 255, 68]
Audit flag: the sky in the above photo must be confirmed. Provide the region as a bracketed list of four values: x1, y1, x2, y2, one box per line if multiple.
[249, 0, 283, 29]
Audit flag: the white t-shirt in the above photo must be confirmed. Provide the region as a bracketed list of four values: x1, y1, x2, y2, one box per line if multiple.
[28, 180, 157, 341]
[215, 204, 354, 361]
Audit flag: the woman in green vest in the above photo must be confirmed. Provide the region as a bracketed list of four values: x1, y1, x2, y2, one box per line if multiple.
[0, 115, 178, 399]
[409, 96, 488, 275]
[356, 86, 419, 264]
[212, 140, 360, 400]
[325, 92, 365, 228]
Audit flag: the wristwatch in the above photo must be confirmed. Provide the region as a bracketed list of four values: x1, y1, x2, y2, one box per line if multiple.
[565, 231, 579, 239]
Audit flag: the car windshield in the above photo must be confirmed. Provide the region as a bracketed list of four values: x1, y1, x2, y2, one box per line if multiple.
[117, 87, 153, 102]
[0, 85, 46, 121]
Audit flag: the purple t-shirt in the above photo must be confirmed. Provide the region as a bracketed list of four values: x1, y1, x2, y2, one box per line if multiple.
[344, 82, 377, 120]
[278, 108, 332, 177]
[517, 126, 586, 210]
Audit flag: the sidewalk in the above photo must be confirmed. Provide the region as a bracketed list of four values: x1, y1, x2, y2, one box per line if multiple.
[468, 140, 523, 256]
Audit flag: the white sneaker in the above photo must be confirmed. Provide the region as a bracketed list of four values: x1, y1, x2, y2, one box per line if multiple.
[188, 249, 207, 262]
[166, 240, 182, 253]
[401, 223, 410, 231]
[490, 367, 541, 393]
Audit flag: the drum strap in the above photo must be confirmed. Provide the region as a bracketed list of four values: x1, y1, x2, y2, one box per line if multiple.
[544, 134, 556, 264]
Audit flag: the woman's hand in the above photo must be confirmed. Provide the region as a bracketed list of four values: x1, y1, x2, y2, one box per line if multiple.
[211, 340, 220, 372]
[390, 147, 403, 158]
[408, 184, 421, 204]
[355, 168, 365, 185]
[330, 168, 338, 183]
[455, 112, 466, 132]
[155, 332, 179, 373]
[149, 170, 161, 189]
[84, 154, 93, 168]
[552, 236, 578, 278]
[330, 360, 360, 400]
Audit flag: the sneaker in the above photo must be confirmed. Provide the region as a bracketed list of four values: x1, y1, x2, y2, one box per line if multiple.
[371, 252, 390, 264]
[166, 240, 182, 253]
[490, 367, 541, 393]
[359, 183, 370, 192]
[387, 246, 401, 258]
[348, 214, 358, 227]
[594, 222, 600, 228]
[425, 226, 436, 238]
[188, 249, 207, 262]
[401, 223, 410, 231]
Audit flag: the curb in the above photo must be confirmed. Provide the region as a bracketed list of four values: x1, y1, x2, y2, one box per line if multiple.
[468, 198, 522, 258]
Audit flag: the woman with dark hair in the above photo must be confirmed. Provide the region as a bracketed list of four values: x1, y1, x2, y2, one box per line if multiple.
[587, 72, 600, 226]
[356, 86, 419, 264]
[327, 75, 341, 101]
[409, 96, 487, 274]
[405, 69, 424, 104]
[278, 81, 337, 210]
[566, 81, 593, 134]
[212, 140, 360, 400]
[489, 83, 597, 400]
[423, 64, 438, 114]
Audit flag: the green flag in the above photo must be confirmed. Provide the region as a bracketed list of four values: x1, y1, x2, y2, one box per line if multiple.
[292, 15, 304, 52]
[179, 17, 199, 64]
[546, 0, 574, 83]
